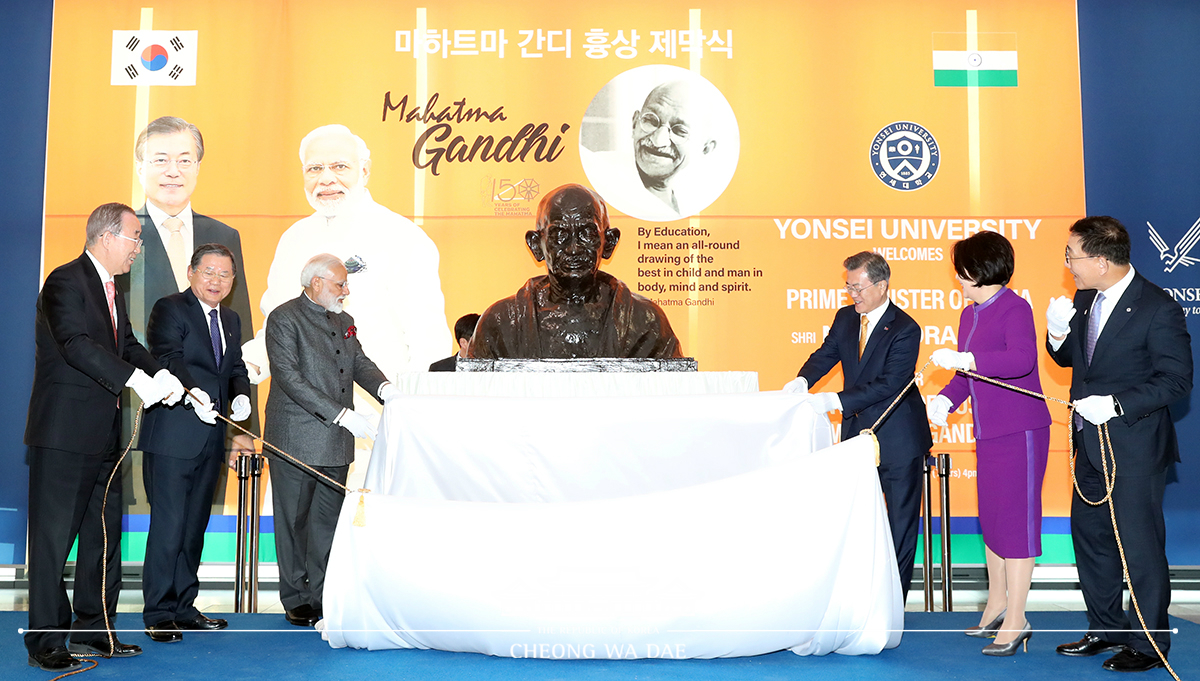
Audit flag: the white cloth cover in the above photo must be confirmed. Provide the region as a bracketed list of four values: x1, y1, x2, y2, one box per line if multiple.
[391, 370, 759, 398]
[365, 391, 829, 501]
[323, 391, 902, 657]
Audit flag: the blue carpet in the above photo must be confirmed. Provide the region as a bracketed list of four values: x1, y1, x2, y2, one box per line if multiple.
[3, 611, 1196, 679]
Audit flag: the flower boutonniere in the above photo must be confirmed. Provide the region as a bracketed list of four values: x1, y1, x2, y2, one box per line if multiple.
[344, 325, 357, 340]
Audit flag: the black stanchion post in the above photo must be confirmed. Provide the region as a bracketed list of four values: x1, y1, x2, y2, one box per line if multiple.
[248, 454, 264, 612]
[234, 452, 252, 613]
[936, 452, 953, 611]
[922, 454, 935, 612]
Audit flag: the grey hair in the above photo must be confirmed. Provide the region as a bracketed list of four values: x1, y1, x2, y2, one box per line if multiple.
[298, 124, 371, 165]
[85, 203, 136, 247]
[843, 251, 891, 283]
[189, 243, 237, 276]
[300, 253, 344, 288]
[135, 116, 204, 162]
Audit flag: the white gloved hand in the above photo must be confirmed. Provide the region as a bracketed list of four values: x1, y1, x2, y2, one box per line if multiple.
[808, 392, 842, 414]
[186, 387, 218, 425]
[782, 376, 809, 394]
[126, 368, 168, 406]
[379, 382, 403, 403]
[1075, 395, 1118, 425]
[154, 369, 185, 406]
[245, 363, 269, 385]
[931, 348, 974, 371]
[928, 394, 953, 427]
[230, 394, 251, 421]
[1047, 296, 1077, 338]
[335, 409, 378, 440]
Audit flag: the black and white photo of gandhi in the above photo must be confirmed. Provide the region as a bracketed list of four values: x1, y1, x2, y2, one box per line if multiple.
[580, 65, 739, 223]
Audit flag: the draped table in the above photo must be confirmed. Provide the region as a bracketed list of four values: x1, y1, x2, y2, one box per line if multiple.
[321, 373, 903, 658]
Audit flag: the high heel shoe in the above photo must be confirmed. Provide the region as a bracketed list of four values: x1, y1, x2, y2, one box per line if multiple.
[982, 621, 1032, 656]
[964, 609, 1006, 638]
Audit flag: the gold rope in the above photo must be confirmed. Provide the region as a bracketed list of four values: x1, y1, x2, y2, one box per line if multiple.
[181, 389, 372, 526]
[922, 365, 1179, 679]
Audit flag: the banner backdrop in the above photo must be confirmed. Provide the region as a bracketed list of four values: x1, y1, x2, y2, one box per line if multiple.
[38, 0, 1094, 565]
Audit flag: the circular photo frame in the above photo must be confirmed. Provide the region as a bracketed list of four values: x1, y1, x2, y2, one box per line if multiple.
[579, 65, 740, 223]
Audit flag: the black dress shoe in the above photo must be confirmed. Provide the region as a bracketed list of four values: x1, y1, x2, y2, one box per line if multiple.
[285, 604, 319, 627]
[69, 635, 143, 657]
[28, 646, 83, 672]
[176, 613, 228, 630]
[1103, 648, 1167, 673]
[1057, 634, 1126, 657]
[145, 621, 183, 643]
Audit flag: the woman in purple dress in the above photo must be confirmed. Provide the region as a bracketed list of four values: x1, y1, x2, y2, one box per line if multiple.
[928, 231, 1051, 656]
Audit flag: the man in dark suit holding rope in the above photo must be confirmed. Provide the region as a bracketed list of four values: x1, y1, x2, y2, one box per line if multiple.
[1048, 216, 1192, 673]
[23, 203, 185, 672]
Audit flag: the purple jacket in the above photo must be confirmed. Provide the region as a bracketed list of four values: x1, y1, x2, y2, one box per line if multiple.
[939, 287, 1051, 440]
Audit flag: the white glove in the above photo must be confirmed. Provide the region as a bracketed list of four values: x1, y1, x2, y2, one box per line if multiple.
[1047, 296, 1076, 338]
[126, 368, 168, 406]
[186, 387, 218, 425]
[379, 382, 403, 403]
[230, 394, 251, 421]
[1075, 395, 1118, 425]
[241, 335, 270, 384]
[154, 369, 185, 406]
[335, 409, 378, 440]
[782, 376, 809, 394]
[808, 392, 842, 413]
[928, 394, 953, 427]
[931, 348, 974, 371]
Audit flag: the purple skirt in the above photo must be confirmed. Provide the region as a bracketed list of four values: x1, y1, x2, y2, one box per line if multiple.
[975, 426, 1050, 559]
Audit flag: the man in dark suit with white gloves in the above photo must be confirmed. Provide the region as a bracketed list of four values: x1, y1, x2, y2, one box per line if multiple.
[138, 243, 256, 643]
[784, 251, 931, 603]
[264, 253, 401, 627]
[23, 203, 186, 672]
[1048, 216, 1192, 673]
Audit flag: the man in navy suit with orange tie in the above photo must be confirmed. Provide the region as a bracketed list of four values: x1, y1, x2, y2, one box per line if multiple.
[138, 243, 255, 643]
[785, 251, 931, 602]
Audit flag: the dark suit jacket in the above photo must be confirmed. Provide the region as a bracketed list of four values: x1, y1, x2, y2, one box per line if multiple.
[798, 303, 933, 465]
[138, 288, 251, 459]
[25, 253, 161, 454]
[1047, 271, 1192, 475]
[121, 206, 257, 430]
[264, 293, 387, 467]
[429, 355, 457, 372]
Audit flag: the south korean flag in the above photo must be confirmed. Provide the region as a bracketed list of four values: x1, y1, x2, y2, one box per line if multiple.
[111, 30, 198, 86]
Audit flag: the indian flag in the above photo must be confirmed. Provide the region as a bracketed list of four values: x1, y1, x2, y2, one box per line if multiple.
[933, 50, 1017, 86]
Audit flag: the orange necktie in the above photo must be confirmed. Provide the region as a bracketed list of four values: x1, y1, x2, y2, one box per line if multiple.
[858, 314, 869, 359]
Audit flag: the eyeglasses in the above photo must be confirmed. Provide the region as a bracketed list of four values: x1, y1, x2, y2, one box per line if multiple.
[112, 232, 142, 247]
[1064, 252, 1101, 267]
[318, 275, 349, 290]
[197, 267, 234, 282]
[145, 157, 197, 171]
[303, 162, 356, 177]
[844, 281, 882, 294]
[636, 111, 690, 141]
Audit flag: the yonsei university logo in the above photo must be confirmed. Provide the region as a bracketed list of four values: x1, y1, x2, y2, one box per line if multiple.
[1147, 217, 1200, 273]
[870, 121, 940, 191]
